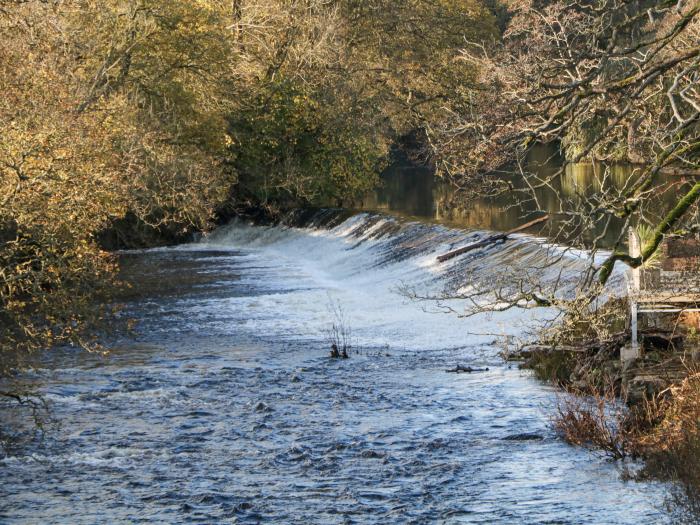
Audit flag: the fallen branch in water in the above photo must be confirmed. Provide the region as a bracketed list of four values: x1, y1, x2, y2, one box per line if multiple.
[436, 215, 549, 263]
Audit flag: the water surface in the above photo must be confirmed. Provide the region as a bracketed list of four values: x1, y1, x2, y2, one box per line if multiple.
[0, 212, 669, 523]
[365, 147, 695, 249]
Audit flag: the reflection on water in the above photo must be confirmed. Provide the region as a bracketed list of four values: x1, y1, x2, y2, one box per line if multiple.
[364, 146, 694, 249]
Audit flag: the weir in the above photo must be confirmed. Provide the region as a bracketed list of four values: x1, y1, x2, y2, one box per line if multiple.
[208, 209, 601, 314]
[0, 210, 668, 523]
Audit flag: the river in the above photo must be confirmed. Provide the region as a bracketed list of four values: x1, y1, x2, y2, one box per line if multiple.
[0, 209, 671, 523]
[364, 146, 692, 249]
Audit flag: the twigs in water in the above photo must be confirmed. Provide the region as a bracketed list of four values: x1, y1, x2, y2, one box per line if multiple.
[325, 298, 352, 359]
[445, 365, 490, 373]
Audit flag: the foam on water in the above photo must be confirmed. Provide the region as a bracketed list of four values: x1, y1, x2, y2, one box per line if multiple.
[193, 211, 599, 350]
[0, 210, 669, 524]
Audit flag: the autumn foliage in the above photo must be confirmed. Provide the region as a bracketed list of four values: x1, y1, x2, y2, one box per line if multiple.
[0, 1, 499, 364]
[1, 1, 233, 362]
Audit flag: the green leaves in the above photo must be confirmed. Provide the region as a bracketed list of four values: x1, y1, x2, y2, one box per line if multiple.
[230, 80, 383, 206]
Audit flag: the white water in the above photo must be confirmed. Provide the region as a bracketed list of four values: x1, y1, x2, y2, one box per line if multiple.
[0, 211, 669, 524]
[198, 212, 580, 351]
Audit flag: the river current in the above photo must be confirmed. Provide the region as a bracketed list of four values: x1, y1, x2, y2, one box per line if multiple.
[0, 210, 670, 523]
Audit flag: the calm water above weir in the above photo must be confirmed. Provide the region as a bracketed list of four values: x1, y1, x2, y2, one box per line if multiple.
[1, 211, 670, 523]
[364, 148, 693, 249]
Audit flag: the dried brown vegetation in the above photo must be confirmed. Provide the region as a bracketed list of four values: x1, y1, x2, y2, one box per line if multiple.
[553, 384, 633, 460]
[553, 369, 700, 518]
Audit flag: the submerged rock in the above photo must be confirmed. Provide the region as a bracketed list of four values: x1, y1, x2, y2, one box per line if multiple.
[329, 344, 350, 359]
[446, 365, 489, 374]
[503, 433, 544, 441]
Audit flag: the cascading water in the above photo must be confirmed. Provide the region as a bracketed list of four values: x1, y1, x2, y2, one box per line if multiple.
[197, 209, 596, 349]
[0, 210, 668, 524]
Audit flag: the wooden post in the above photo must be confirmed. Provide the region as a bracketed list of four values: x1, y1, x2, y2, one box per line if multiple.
[623, 228, 642, 362]
[630, 301, 638, 351]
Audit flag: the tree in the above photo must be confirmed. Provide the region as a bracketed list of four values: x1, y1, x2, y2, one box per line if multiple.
[0, 0, 236, 366]
[423, 0, 700, 308]
[226, 0, 500, 207]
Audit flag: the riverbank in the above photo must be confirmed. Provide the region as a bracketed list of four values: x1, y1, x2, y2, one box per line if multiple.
[506, 307, 700, 519]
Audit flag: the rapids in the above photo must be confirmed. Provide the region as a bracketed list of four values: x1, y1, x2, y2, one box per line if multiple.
[0, 211, 669, 523]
